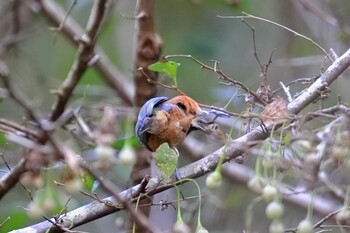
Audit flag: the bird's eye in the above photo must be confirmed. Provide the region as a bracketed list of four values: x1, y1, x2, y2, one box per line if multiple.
[176, 102, 187, 111]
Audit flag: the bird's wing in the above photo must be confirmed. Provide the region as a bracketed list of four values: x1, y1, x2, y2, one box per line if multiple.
[135, 97, 170, 148]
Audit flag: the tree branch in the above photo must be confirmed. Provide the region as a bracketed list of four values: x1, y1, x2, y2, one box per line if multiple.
[218, 12, 332, 62]
[39, 0, 134, 100]
[288, 48, 350, 114]
[12, 48, 350, 233]
[10, 181, 147, 233]
[0, 158, 27, 199]
[38, 0, 133, 106]
[132, 0, 163, 231]
[36, 0, 133, 121]
[48, 0, 110, 121]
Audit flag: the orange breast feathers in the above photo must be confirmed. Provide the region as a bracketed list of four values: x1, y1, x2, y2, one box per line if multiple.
[135, 95, 229, 152]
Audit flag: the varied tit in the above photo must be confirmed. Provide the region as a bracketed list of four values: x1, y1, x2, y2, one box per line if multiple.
[135, 95, 229, 152]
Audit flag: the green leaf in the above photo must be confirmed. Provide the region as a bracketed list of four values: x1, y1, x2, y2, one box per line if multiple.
[112, 135, 141, 150]
[82, 173, 96, 192]
[282, 132, 292, 145]
[0, 211, 27, 233]
[154, 143, 179, 183]
[148, 58, 180, 86]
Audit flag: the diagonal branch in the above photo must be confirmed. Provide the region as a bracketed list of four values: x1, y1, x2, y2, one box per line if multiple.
[287, 48, 350, 114]
[48, 0, 108, 121]
[218, 12, 332, 62]
[11, 48, 350, 233]
[0, 158, 27, 199]
[178, 48, 350, 180]
[48, 0, 109, 121]
[81, 164, 160, 233]
[38, 0, 133, 107]
[11, 181, 147, 233]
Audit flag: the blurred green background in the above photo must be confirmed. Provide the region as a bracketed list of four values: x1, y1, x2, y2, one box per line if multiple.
[1, 0, 350, 232]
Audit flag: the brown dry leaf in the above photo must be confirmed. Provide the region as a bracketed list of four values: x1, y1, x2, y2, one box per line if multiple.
[202, 123, 227, 141]
[256, 82, 272, 104]
[261, 98, 289, 125]
[245, 93, 256, 112]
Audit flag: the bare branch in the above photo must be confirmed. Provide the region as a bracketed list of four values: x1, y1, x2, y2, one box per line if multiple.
[0, 158, 27, 199]
[0, 118, 41, 140]
[11, 180, 149, 233]
[81, 164, 161, 233]
[0, 61, 81, 197]
[37, 0, 133, 106]
[313, 209, 343, 229]
[0, 0, 21, 58]
[139, 67, 240, 117]
[218, 12, 332, 62]
[164, 54, 267, 106]
[279, 81, 293, 102]
[172, 48, 350, 180]
[288, 48, 350, 114]
[133, 0, 162, 107]
[14, 43, 350, 227]
[38, 0, 133, 106]
[271, 76, 319, 96]
[48, 0, 110, 121]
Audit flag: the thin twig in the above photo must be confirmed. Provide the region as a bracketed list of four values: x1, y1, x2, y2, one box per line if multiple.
[280, 81, 293, 102]
[139, 67, 242, 117]
[241, 18, 276, 76]
[164, 54, 267, 105]
[218, 12, 333, 62]
[138, 67, 186, 95]
[80, 163, 160, 233]
[314, 209, 343, 229]
[0, 61, 81, 196]
[0, 118, 41, 140]
[0, 217, 10, 228]
[38, 0, 133, 106]
[301, 105, 350, 124]
[288, 48, 350, 114]
[49, 0, 110, 121]
[241, 19, 263, 69]
[52, 0, 77, 33]
[271, 76, 319, 96]
[0, 158, 27, 199]
[0, 0, 21, 59]
[8, 41, 350, 233]
[0, 148, 33, 201]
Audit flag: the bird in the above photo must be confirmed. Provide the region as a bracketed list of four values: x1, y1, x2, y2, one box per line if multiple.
[135, 95, 229, 152]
